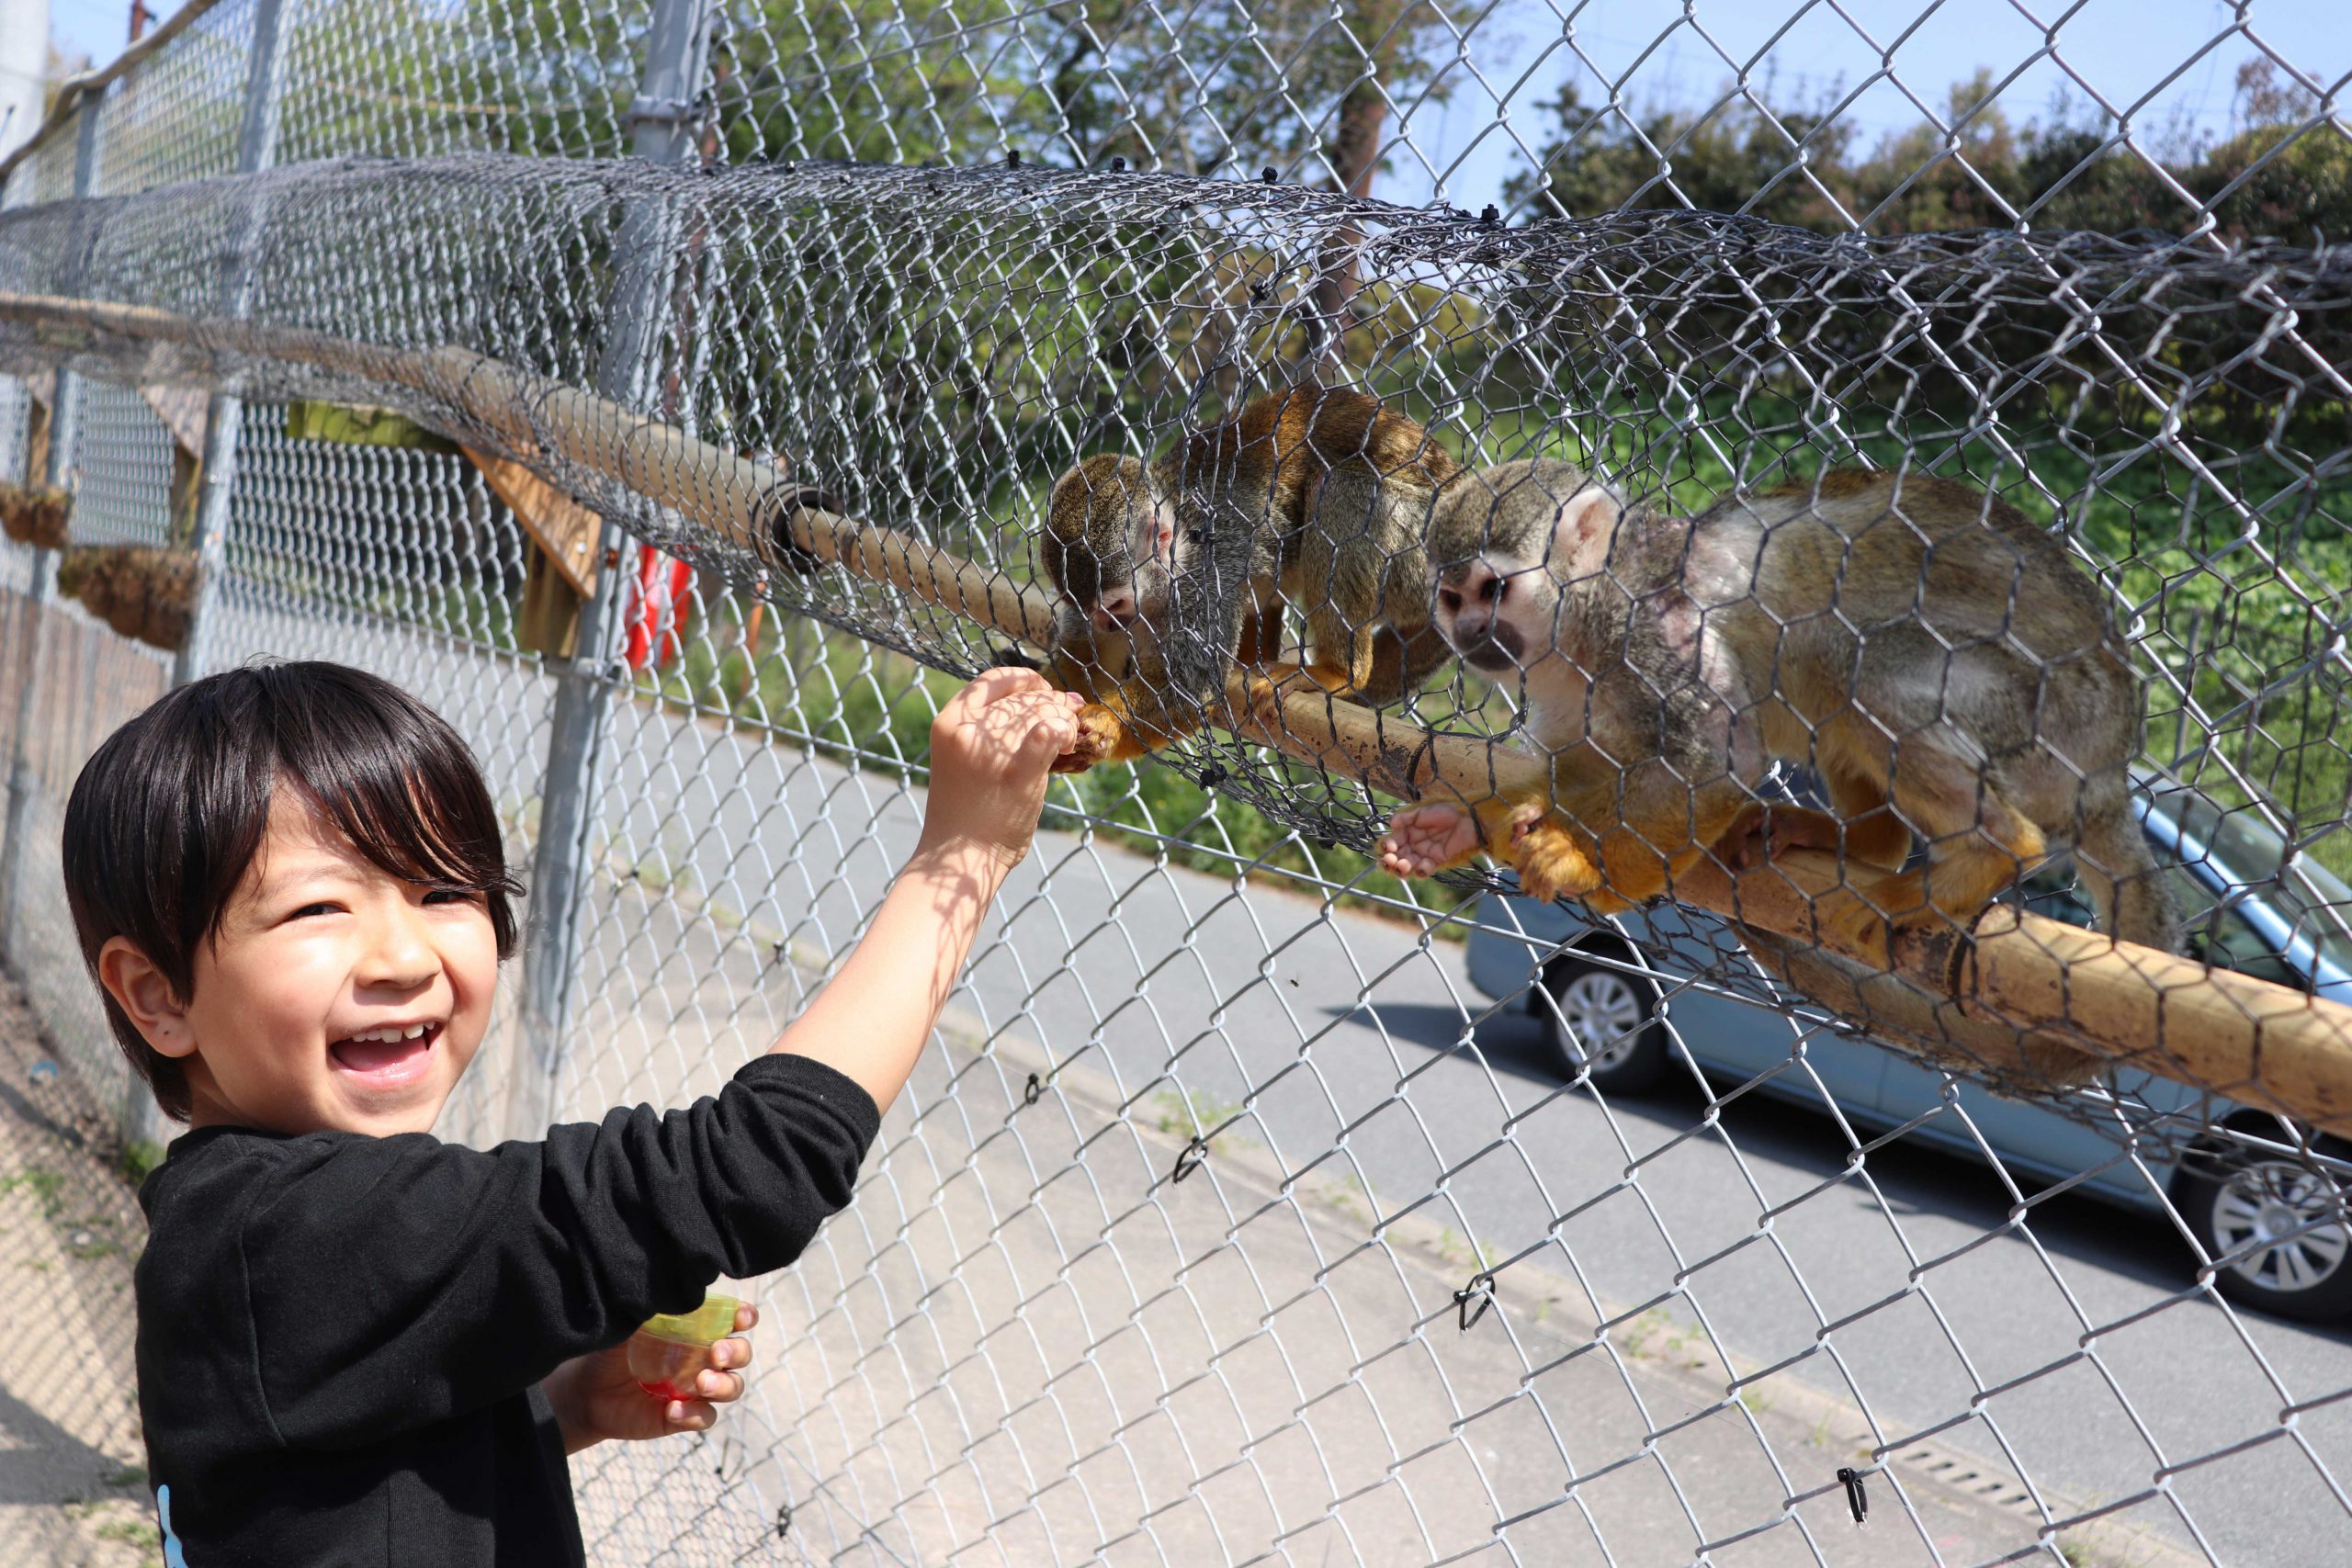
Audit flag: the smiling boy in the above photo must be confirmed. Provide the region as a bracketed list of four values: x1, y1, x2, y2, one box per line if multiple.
[63, 660, 1081, 1564]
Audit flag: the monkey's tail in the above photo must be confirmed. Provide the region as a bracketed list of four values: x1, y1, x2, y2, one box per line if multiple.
[2074, 784, 2184, 956]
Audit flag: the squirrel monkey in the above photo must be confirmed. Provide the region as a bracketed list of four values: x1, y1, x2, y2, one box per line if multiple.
[1374, 460, 2181, 959]
[1042, 387, 1461, 765]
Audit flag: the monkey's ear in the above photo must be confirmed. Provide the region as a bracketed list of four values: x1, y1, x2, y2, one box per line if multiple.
[1551, 480, 1625, 570]
[1143, 495, 1177, 562]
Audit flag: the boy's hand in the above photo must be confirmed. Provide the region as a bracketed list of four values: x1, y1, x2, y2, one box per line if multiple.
[541, 1303, 759, 1455]
[917, 668, 1085, 874]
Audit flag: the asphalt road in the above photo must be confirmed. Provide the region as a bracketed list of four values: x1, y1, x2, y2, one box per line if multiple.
[218, 592, 2352, 1564]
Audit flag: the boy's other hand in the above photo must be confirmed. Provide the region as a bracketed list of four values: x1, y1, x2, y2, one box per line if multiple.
[542, 1302, 759, 1454]
[916, 668, 1085, 875]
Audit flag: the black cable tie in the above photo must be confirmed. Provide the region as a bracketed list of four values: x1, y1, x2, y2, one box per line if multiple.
[1480, 204, 1499, 225]
[1172, 1134, 1210, 1182]
[1836, 1467, 1867, 1525]
[1023, 1072, 1044, 1107]
[1453, 1272, 1495, 1332]
[775, 1503, 793, 1537]
[1006, 149, 1021, 166]
[1110, 155, 1126, 172]
[750, 482, 845, 578]
[1197, 763, 1228, 788]
[1261, 165, 1279, 183]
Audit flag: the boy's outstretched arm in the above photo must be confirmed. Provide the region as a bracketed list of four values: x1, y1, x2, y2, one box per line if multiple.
[769, 667, 1083, 1113]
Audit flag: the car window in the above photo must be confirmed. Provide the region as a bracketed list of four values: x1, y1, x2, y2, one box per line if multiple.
[2149, 792, 2352, 976]
[2020, 863, 2098, 927]
[2188, 900, 2305, 988]
[2021, 849, 2322, 994]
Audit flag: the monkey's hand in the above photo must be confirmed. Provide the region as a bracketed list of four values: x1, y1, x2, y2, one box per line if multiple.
[1507, 807, 1607, 906]
[1051, 704, 1146, 773]
[1376, 801, 1485, 878]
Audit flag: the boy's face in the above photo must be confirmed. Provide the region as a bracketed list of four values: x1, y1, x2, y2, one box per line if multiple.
[165, 794, 499, 1136]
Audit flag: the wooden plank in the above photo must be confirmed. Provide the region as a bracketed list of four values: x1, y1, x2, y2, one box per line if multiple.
[459, 445, 600, 596]
[515, 540, 582, 658]
[140, 384, 209, 457]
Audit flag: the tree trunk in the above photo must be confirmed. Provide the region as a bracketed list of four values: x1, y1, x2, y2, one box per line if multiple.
[1305, 4, 1397, 371]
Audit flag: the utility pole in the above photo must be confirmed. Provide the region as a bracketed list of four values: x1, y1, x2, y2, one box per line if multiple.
[169, 0, 288, 689]
[512, 0, 714, 1137]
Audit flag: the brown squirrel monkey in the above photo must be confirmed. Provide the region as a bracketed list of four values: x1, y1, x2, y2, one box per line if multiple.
[1374, 460, 2182, 960]
[1041, 387, 1461, 765]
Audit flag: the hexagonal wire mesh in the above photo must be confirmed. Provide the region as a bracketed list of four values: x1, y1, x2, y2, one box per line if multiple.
[0, 1, 2348, 1564]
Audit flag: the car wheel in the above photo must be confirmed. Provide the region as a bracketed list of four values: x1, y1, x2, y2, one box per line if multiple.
[1540, 944, 1668, 1093]
[2176, 1134, 2352, 1323]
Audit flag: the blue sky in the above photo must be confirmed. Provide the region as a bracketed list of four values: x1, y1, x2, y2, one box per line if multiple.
[44, 0, 127, 72]
[43, 0, 2347, 211]
[1382, 0, 2348, 210]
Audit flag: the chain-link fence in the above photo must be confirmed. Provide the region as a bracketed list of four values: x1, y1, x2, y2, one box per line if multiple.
[1, 1, 2349, 1563]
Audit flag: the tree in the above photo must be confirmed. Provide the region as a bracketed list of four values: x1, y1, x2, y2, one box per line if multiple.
[1501, 75, 1859, 229]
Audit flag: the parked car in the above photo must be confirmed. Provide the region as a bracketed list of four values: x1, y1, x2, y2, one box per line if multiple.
[1464, 782, 2352, 1321]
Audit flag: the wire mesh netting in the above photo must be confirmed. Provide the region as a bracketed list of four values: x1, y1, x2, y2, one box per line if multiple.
[0, 0, 2348, 1563]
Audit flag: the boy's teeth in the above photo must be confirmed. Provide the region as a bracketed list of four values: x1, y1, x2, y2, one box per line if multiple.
[346, 1023, 433, 1043]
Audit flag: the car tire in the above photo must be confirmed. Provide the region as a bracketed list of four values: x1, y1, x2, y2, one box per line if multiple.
[2175, 1131, 2352, 1323]
[1540, 942, 1668, 1094]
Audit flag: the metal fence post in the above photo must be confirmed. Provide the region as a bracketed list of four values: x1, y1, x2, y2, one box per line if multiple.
[512, 0, 715, 1137]
[170, 0, 290, 688]
[0, 95, 105, 964]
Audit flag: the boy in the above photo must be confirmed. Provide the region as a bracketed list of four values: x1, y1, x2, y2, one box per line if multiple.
[62, 659, 1082, 1564]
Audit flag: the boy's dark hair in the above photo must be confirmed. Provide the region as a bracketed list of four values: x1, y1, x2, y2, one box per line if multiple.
[62, 661, 521, 1121]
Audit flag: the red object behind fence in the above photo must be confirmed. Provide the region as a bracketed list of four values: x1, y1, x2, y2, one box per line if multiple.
[624, 545, 693, 671]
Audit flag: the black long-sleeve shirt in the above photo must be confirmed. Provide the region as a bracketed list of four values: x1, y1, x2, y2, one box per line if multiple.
[133, 1053, 880, 1566]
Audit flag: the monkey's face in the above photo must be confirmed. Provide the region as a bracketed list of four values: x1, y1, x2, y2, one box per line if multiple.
[1431, 460, 1622, 676]
[1436, 556, 1543, 673]
[1045, 454, 1175, 636]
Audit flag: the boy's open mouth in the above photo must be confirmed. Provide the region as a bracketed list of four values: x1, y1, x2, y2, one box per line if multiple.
[329, 1021, 442, 1081]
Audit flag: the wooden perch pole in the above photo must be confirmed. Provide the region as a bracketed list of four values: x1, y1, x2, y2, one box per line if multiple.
[6, 288, 2352, 1132]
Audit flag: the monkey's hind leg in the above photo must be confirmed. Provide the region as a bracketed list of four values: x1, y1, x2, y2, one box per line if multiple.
[1815, 756, 2049, 965]
[1541, 768, 1747, 915]
[1340, 622, 1450, 709]
[1719, 762, 1914, 874]
[1256, 607, 1379, 710]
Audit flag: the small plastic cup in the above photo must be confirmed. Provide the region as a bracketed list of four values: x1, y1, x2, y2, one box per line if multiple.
[626, 1291, 742, 1404]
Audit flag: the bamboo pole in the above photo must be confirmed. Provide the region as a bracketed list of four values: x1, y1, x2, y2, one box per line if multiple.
[7, 288, 2352, 1133]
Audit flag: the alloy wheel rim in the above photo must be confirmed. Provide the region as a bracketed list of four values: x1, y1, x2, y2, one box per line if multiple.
[1552, 970, 1646, 1074]
[2211, 1161, 2350, 1295]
